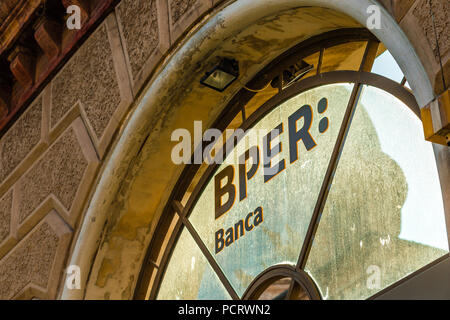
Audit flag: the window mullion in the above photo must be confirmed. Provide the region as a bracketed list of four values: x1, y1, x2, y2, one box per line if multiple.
[295, 40, 380, 271]
[148, 215, 183, 299]
[173, 200, 240, 300]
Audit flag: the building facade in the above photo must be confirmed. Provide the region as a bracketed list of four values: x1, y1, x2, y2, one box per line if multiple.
[0, 0, 448, 299]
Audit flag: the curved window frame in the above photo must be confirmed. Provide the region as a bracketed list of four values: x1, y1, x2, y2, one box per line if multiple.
[134, 28, 447, 300]
[242, 265, 321, 300]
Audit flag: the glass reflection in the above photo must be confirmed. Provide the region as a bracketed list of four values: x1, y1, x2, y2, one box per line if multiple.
[257, 278, 311, 300]
[305, 85, 448, 300]
[258, 278, 291, 300]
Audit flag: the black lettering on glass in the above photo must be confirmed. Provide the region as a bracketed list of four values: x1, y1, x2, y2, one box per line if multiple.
[288, 104, 317, 163]
[214, 165, 236, 219]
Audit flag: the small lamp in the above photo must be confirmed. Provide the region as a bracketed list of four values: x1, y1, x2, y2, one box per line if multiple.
[200, 58, 239, 92]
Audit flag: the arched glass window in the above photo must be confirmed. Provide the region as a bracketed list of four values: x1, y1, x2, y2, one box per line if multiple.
[138, 30, 449, 300]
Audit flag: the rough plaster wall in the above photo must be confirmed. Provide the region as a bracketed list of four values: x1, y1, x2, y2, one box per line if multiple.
[412, 0, 449, 59]
[117, 0, 159, 80]
[0, 8, 130, 299]
[0, 221, 59, 299]
[0, 0, 446, 300]
[411, 0, 450, 92]
[0, 191, 12, 244]
[0, 99, 42, 183]
[51, 24, 121, 140]
[0, 212, 72, 300]
[17, 127, 88, 223]
[398, 0, 450, 93]
[170, 0, 199, 23]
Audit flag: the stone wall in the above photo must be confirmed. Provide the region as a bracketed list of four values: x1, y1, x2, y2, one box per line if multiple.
[0, 0, 447, 299]
[380, 0, 449, 92]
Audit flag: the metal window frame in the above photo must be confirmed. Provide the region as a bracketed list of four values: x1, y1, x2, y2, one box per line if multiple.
[134, 28, 432, 301]
[241, 265, 321, 300]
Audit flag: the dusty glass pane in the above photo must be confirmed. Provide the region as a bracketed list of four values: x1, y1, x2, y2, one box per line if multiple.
[305, 85, 448, 300]
[189, 84, 353, 296]
[157, 228, 231, 300]
[182, 112, 246, 206]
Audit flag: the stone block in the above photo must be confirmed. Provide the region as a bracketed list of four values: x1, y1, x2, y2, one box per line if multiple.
[0, 211, 72, 299]
[15, 117, 98, 237]
[400, 0, 449, 93]
[168, 0, 212, 44]
[50, 20, 132, 158]
[116, 0, 169, 93]
[0, 190, 15, 259]
[412, 0, 449, 59]
[0, 95, 47, 196]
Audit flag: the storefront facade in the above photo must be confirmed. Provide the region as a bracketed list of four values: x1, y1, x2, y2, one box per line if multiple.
[0, 0, 448, 300]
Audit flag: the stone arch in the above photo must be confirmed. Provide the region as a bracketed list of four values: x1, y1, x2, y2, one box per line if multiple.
[61, 0, 443, 299]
